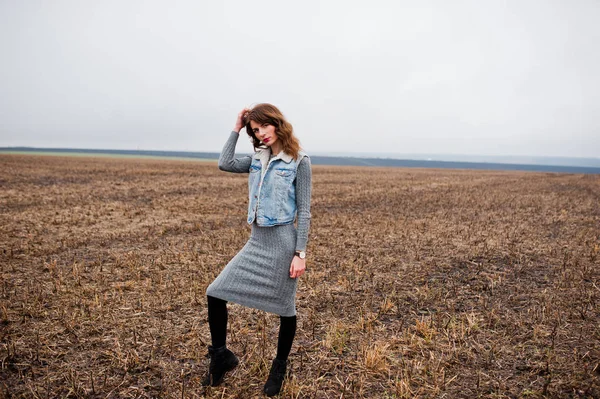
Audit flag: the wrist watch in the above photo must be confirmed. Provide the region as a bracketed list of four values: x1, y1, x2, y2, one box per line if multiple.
[294, 250, 306, 259]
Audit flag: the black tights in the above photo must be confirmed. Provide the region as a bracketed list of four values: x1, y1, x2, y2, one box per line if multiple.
[207, 295, 297, 361]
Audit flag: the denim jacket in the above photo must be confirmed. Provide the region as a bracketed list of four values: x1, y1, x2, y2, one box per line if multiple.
[247, 148, 308, 226]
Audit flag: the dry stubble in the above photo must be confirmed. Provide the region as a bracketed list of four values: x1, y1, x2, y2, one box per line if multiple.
[0, 154, 599, 398]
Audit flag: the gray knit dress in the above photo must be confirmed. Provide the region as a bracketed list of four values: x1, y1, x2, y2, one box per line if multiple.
[206, 132, 312, 317]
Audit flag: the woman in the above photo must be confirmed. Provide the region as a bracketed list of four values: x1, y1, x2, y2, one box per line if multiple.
[203, 103, 312, 396]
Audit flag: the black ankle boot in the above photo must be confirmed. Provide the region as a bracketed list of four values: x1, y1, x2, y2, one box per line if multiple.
[263, 358, 287, 397]
[202, 345, 239, 387]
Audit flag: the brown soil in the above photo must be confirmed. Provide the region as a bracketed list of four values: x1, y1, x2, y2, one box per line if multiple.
[1, 154, 598, 398]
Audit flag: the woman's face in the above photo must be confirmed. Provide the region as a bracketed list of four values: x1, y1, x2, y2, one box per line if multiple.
[250, 120, 278, 147]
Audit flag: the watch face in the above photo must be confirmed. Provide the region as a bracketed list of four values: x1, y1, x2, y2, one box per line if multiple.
[299, 251, 306, 259]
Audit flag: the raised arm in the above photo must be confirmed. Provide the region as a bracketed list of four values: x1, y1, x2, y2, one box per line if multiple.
[295, 156, 312, 251]
[218, 109, 254, 173]
[218, 131, 252, 173]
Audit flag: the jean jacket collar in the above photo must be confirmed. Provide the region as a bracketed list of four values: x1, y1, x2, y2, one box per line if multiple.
[254, 147, 294, 170]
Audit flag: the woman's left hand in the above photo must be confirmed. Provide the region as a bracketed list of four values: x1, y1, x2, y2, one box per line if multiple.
[289, 256, 306, 279]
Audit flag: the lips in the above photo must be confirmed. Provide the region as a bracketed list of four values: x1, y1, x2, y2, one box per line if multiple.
[263, 138, 270, 144]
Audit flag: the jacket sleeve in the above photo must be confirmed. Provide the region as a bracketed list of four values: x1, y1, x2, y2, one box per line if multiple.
[218, 131, 252, 173]
[295, 156, 312, 251]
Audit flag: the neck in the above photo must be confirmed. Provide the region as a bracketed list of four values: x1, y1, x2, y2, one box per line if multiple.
[271, 142, 283, 156]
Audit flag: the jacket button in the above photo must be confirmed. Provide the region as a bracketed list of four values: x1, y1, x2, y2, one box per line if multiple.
[254, 196, 257, 198]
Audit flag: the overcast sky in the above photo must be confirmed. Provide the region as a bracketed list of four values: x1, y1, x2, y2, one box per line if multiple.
[1, 0, 598, 158]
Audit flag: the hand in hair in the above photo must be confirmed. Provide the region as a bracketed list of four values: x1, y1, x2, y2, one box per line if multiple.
[233, 108, 250, 133]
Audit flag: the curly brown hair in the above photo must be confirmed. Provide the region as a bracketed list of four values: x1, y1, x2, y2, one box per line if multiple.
[244, 103, 301, 160]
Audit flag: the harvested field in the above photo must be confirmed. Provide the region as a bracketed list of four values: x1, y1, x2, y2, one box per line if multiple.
[0, 154, 599, 398]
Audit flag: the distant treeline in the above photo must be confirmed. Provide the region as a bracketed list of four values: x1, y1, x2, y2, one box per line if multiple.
[2, 147, 599, 174]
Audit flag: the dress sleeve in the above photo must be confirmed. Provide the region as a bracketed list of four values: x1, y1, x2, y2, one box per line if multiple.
[218, 131, 253, 173]
[295, 156, 312, 251]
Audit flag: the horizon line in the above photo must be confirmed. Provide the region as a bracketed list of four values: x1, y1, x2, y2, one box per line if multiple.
[0, 145, 598, 161]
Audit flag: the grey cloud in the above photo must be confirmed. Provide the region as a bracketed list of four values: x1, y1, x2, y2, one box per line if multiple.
[0, 0, 598, 157]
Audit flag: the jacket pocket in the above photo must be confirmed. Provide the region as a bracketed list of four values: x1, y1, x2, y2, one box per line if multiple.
[275, 169, 293, 177]
[250, 160, 262, 173]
